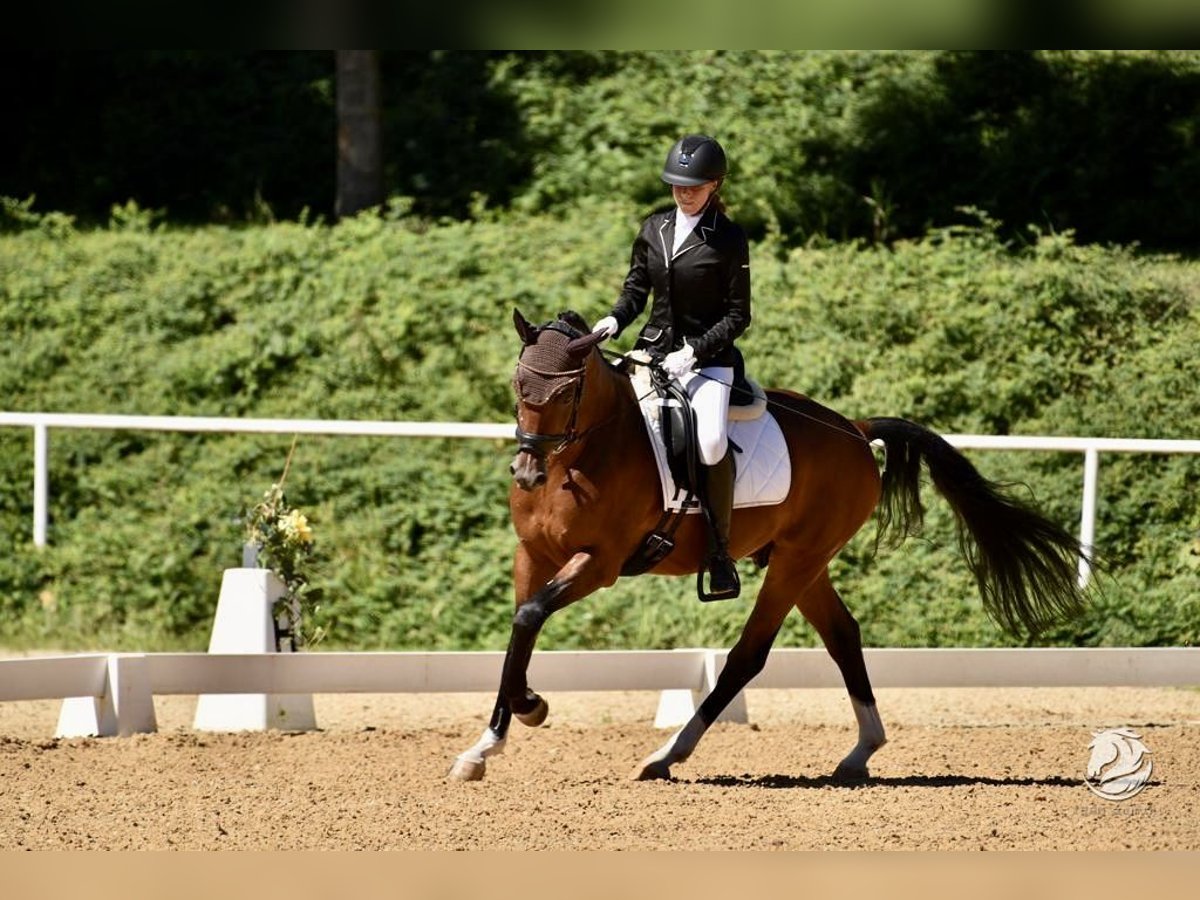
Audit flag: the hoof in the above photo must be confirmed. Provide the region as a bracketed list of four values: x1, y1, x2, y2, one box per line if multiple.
[832, 762, 870, 783]
[632, 758, 674, 781]
[515, 696, 549, 728]
[448, 756, 486, 782]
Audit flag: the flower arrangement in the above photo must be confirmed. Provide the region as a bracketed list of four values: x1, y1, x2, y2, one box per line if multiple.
[243, 437, 322, 648]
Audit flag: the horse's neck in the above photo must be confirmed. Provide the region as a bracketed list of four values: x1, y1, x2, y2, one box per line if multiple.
[584, 355, 637, 422]
[563, 355, 637, 449]
[547, 357, 654, 503]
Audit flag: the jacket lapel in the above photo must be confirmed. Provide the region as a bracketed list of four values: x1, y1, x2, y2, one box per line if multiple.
[670, 204, 718, 261]
[657, 213, 674, 264]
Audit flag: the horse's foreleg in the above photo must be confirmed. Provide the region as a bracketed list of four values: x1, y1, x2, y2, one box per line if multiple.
[449, 549, 607, 782]
[499, 550, 604, 723]
[796, 571, 886, 781]
[448, 689, 512, 782]
[449, 602, 557, 782]
[633, 568, 796, 781]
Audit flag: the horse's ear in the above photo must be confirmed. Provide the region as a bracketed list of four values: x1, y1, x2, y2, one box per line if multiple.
[513, 308, 538, 346]
[566, 329, 607, 359]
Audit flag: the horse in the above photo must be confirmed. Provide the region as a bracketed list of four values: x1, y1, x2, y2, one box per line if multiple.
[448, 309, 1087, 782]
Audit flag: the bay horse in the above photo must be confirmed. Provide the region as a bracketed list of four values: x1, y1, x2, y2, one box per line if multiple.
[449, 309, 1087, 782]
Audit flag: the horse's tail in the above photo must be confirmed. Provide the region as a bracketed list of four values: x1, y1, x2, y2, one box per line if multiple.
[862, 416, 1088, 639]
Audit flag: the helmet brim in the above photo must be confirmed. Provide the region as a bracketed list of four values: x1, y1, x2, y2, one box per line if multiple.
[661, 171, 713, 187]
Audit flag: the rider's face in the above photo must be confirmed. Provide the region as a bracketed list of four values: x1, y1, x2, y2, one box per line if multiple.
[672, 180, 718, 216]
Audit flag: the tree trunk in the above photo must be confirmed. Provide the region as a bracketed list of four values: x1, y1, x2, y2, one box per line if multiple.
[335, 50, 383, 218]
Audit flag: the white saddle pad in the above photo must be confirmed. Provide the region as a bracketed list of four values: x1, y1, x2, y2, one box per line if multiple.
[629, 362, 792, 514]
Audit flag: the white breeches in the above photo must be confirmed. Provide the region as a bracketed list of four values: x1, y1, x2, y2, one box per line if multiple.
[680, 365, 733, 466]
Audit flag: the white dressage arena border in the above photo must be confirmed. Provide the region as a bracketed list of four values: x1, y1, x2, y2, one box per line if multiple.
[1, 647, 1197, 738]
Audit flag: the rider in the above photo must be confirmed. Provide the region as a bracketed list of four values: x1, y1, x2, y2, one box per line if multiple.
[592, 134, 751, 600]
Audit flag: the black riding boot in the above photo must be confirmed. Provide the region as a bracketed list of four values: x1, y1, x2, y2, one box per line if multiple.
[700, 449, 740, 601]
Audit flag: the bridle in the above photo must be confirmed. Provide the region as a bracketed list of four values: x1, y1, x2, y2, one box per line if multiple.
[514, 362, 586, 458]
[513, 323, 588, 459]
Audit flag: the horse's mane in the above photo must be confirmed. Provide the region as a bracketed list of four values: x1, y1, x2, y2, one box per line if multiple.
[556, 310, 590, 335]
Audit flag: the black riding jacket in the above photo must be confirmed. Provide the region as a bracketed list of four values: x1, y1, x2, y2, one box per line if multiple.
[608, 202, 751, 368]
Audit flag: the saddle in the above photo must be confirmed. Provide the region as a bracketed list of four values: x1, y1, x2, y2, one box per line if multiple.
[619, 353, 771, 581]
[660, 369, 767, 495]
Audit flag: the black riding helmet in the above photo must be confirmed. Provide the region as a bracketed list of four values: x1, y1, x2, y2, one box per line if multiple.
[661, 134, 727, 186]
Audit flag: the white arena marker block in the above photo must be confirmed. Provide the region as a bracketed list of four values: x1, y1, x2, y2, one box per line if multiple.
[193, 568, 316, 733]
[654, 651, 748, 728]
[56, 654, 157, 738]
[57, 695, 118, 738]
[108, 654, 158, 735]
[654, 689, 701, 729]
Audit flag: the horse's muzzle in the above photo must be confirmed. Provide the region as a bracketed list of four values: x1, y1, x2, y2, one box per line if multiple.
[510, 450, 546, 490]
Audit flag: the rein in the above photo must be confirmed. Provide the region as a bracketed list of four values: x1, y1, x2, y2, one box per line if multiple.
[517, 319, 865, 461]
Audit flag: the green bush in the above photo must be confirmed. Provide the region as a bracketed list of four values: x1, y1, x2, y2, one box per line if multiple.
[0, 205, 1197, 650]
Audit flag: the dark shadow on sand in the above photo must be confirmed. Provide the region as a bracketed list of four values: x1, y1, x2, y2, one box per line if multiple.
[692, 773, 1088, 790]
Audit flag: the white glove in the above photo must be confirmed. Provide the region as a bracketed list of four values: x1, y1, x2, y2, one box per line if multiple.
[592, 316, 619, 339]
[663, 343, 696, 378]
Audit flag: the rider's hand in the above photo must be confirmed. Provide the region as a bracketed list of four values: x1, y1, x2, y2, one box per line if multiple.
[663, 343, 696, 378]
[592, 316, 619, 339]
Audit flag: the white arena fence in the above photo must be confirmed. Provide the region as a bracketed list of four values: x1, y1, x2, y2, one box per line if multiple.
[2, 648, 1198, 738]
[3, 411, 1200, 585]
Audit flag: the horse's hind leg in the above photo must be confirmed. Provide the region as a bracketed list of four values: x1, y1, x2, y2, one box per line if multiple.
[633, 564, 799, 781]
[796, 570, 886, 780]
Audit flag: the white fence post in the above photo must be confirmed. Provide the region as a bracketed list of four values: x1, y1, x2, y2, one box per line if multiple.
[1078, 447, 1100, 588]
[33, 421, 48, 548]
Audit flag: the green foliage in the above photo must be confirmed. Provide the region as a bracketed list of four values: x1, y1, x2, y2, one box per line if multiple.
[745, 221, 1200, 648]
[2, 195, 76, 239]
[503, 50, 1200, 251]
[0, 208, 1197, 651]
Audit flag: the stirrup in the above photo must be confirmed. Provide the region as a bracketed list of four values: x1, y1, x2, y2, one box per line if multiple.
[697, 554, 741, 602]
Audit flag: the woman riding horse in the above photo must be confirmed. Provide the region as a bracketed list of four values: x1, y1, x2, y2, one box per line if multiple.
[592, 134, 748, 601]
[449, 309, 1088, 783]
